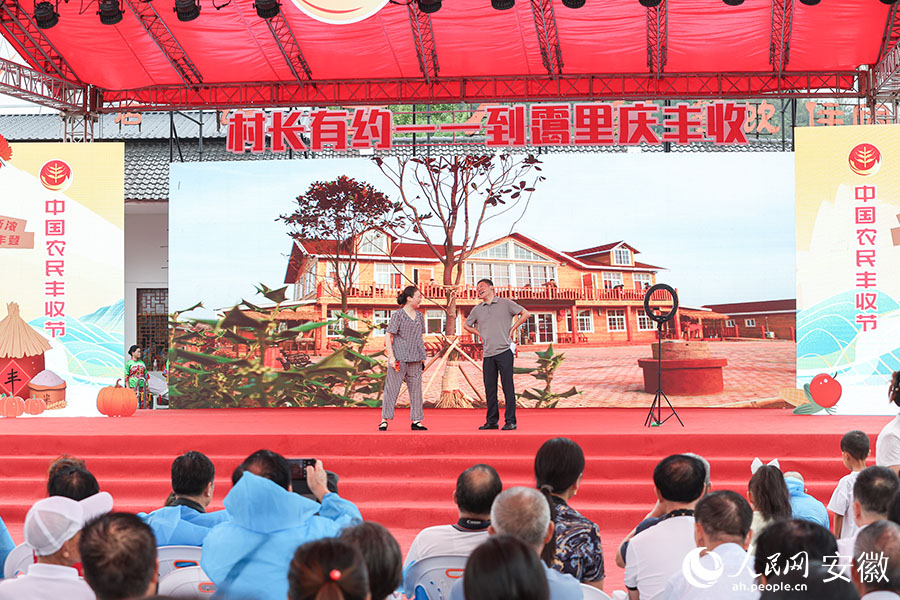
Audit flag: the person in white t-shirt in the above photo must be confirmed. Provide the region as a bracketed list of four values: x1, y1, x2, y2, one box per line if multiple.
[828, 430, 870, 540]
[624, 454, 707, 600]
[837, 466, 900, 561]
[876, 372, 900, 476]
[662, 490, 758, 600]
[0, 492, 113, 600]
[403, 464, 502, 597]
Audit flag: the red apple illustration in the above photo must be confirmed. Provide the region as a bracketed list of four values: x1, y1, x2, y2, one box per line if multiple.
[809, 373, 842, 408]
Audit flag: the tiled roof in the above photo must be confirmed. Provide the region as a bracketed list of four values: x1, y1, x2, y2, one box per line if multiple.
[0, 112, 226, 141]
[702, 299, 797, 314]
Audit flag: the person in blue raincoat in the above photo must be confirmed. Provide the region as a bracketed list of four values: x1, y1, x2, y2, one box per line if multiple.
[0, 515, 14, 578]
[784, 471, 830, 529]
[201, 451, 362, 600]
[140, 451, 230, 546]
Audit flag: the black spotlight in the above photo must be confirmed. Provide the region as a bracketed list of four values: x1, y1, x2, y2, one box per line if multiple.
[417, 0, 441, 12]
[253, 0, 279, 18]
[798, 0, 820, 4]
[491, 0, 514, 10]
[562, 0, 585, 7]
[722, 0, 744, 4]
[98, 0, 123, 24]
[34, 1, 59, 28]
[174, 0, 200, 21]
[638, 0, 662, 7]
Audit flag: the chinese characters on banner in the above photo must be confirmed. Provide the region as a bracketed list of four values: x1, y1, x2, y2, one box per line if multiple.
[854, 184, 877, 333]
[44, 189, 67, 338]
[225, 102, 748, 153]
[0, 215, 35, 249]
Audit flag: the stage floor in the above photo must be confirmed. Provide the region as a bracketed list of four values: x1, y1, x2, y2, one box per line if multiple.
[1, 407, 893, 592]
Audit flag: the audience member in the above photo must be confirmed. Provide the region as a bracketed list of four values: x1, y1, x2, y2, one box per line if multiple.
[0, 516, 13, 580]
[450, 487, 582, 600]
[403, 463, 501, 591]
[288, 538, 369, 600]
[47, 454, 87, 479]
[852, 520, 900, 598]
[753, 519, 838, 583]
[759, 560, 859, 600]
[876, 371, 900, 475]
[201, 449, 362, 600]
[624, 454, 706, 600]
[783, 471, 829, 529]
[889, 489, 900, 526]
[616, 453, 710, 569]
[0, 492, 113, 599]
[534, 437, 604, 589]
[140, 451, 229, 546]
[463, 535, 550, 600]
[80, 512, 158, 600]
[748, 464, 792, 549]
[48, 465, 100, 501]
[838, 466, 900, 559]
[340, 522, 401, 600]
[829, 430, 870, 540]
[661, 490, 756, 600]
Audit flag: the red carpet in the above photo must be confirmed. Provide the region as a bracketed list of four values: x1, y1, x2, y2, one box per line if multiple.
[0, 407, 892, 591]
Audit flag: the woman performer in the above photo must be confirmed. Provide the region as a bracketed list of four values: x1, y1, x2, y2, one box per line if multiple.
[125, 344, 149, 409]
[380, 286, 427, 431]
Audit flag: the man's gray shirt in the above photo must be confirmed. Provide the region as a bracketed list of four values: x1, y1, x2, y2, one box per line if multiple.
[465, 297, 524, 358]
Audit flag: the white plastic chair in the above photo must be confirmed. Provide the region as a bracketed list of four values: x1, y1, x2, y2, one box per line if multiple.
[580, 583, 613, 600]
[158, 565, 216, 598]
[157, 545, 202, 579]
[404, 555, 468, 600]
[3, 543, 35, 579]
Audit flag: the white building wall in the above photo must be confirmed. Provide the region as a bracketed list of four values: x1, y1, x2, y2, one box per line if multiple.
[124, 204, 168, 348]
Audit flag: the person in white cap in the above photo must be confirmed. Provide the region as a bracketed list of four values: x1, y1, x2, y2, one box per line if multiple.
[0, 491, 113, 600]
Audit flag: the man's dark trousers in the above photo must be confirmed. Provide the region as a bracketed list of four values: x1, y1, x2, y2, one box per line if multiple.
[483, 349, 516, 426]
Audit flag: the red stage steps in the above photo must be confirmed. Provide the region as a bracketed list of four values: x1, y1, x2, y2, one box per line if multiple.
[0, 407, 892, 591]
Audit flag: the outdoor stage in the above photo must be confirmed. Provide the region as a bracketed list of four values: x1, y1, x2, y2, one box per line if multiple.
[0, 406, 893, 590]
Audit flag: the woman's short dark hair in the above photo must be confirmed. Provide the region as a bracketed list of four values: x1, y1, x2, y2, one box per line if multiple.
[749, 465, 792, 522]
[754, 519, 837, 576]
[48, 465, 100, 500]
[339, 522, 401, 600]
[463, 535, 549, 600]
[397, 286, 418, 306]
[289, 538, 369, 600]
[534, 437, 585, 494]
[128, 344, 140, 356]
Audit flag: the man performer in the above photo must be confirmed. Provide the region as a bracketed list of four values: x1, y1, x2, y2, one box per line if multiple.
[463, 278, 530, 431]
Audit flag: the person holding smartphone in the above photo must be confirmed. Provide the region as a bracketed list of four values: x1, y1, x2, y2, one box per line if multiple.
[380, 285, 427, 431]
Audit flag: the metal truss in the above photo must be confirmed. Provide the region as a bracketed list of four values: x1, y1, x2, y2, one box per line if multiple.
[530, 0, 563, 78]
[0, 0, 77, 80]
[769, 0, 793, 76]
[407, 2, 438, 83]
[97, 71, 863, 112]
[873, 41, 900, 98]
[0, 56, 89, 112]
[646, 0, 667, 78]
[123, 0, 202, 85]
[265, 13, 312, 82]
[63, 113, 97, 142]
[877, 3, 900, 64]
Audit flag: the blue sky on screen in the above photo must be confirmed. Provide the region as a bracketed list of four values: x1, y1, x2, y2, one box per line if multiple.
[170, 152, 794, 318]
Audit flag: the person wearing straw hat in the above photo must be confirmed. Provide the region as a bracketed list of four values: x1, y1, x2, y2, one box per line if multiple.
[0, 492, 113, 599]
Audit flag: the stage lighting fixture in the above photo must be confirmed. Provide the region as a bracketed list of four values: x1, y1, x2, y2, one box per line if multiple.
[98, 0, 123, 24]
[491, 0, 514, 10]
[418, 0, 441, 12]
[638, 0, 662, 7]
[722, 0, 744, 5]
[174, 0, 200, 21]
[253, 0, 279, 18]
[798, 0, 820, 4]
[34, 1, 59, 28]
[562, 0, 585, 7]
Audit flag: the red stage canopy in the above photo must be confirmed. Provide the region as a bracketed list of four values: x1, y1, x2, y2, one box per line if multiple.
[1, 0, 899, 112]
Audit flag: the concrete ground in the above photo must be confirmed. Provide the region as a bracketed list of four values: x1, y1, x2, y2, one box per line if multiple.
[394, 340, 796, 409]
